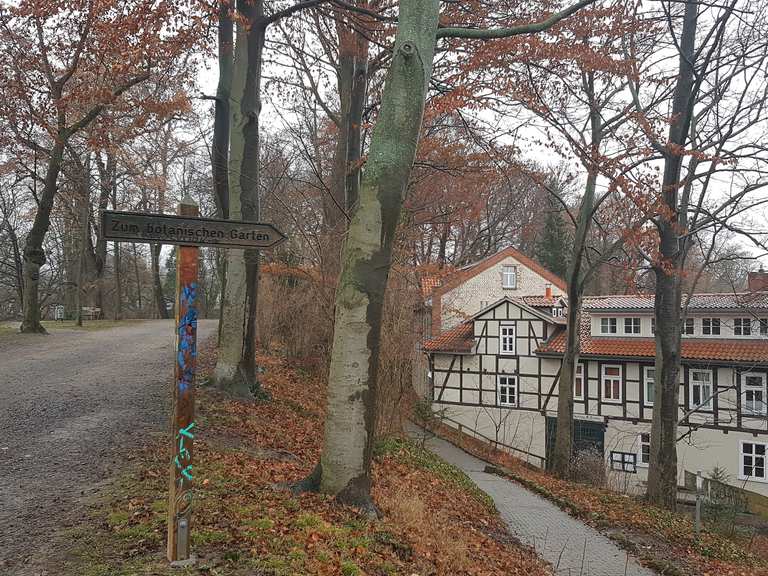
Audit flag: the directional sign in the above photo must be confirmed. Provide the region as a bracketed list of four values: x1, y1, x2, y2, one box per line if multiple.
[102, 210, 286, 249]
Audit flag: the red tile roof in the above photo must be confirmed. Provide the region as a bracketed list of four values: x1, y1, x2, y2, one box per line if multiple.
[537, 316, 768, 364]
[423, 322, 474, 353]
[523, 295, 566, 308]
[583, 292, 768, 311]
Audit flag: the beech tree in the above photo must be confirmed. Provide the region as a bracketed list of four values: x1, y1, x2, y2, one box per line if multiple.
[308, 0, 596, 509]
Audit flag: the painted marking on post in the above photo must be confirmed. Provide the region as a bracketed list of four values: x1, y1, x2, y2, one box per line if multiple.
[102, 200, 286, 565]
[165, 198, 200, 564]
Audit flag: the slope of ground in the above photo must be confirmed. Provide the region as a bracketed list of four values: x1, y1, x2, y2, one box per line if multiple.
[54, 342, 551, 576]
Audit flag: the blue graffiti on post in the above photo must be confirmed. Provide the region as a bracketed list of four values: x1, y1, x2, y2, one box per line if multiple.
[177, 282, 198, 394]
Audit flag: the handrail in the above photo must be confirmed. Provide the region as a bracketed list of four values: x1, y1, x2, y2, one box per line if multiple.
[438, 414, 547, 469]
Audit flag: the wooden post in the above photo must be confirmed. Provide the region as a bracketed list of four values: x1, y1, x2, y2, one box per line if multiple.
[167, 197, 200, 565]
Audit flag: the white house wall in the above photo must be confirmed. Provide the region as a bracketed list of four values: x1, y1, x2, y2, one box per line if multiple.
[430, 298, 768, 498]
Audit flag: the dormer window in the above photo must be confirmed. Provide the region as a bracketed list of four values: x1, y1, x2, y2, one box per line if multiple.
[681, 318, 694, 335]
[624, 317, 641, 334]
[600, 318, 617, 334]
[735, 318, 752, 336]
[502, 265, 517, 289]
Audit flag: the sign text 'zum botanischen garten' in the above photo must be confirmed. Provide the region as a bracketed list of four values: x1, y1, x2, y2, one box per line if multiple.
[102, 210, 287, 249]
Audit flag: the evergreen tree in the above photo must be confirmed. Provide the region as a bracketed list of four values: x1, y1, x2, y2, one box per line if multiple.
[535, 206, 570, 278]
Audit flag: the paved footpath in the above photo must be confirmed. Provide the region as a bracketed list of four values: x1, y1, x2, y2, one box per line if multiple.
[414, 431, 656, 576]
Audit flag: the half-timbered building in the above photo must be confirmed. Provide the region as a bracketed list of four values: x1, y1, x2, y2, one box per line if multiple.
[424, 280, 768, 498]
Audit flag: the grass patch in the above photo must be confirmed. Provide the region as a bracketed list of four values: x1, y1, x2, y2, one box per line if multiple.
[375, 436, 495, 512]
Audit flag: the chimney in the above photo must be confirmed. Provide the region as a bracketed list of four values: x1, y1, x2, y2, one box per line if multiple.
[545, 283, 553, 299]
[748, 266, 768, 292]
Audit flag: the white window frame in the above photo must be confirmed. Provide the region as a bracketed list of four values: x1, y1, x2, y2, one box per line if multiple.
[601, 364, 622, 403]
[638, 433, 651, 468]
[702, 317, 721, 336]
[624, 317, 641, 335]
[499, 323, 516, 355]
[600, 317, 617, 334]
[643, 366, 655, 407]
[735, 317, 752, 336]
[681, 317, 694, 336]
[739, 441, 767, 483]
[610, 451, 637, 473]
[501, 265, 517, 289]
[760, 319, 768, 337]
[689, 369, 714, 411]
[497, 375, 518, 407]
[574, 363, 585, 400]
[742, 372, 767, 416]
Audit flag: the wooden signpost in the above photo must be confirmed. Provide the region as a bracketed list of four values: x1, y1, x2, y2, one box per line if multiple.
[103, 199, 285, 565]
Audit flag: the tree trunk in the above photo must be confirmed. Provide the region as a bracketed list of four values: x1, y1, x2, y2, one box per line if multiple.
[151, 243, 168, 319]
[552, 83, 601, 478]
[647, 0, 698, 511]
[239, 0, 266, 386]
[112, 169, 122, 320]
[75, 155, 91, 327]
[21, 139, 67, 333]
[214, 7, 253, 397]
[316, 0, 440, 508]
[214, 0, 233, 345]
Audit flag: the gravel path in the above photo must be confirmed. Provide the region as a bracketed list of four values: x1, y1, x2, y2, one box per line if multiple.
[0, 320, 216, 574]
[413, 431, 657, 576]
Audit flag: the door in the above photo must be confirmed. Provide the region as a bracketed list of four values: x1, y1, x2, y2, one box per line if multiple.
[545, 416, 606, 470]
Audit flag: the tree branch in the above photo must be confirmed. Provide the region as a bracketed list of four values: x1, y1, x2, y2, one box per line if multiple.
[436, 0, 594, 39]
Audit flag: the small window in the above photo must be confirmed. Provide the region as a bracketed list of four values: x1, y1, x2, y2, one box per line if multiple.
[610, 451, 637, 473]
[743, 373, 767, 416]
[644, 366, 655, 407]
[500, 323, 515, 355]
[760, 319, 768, 336]
[638, 433, 651, 467]
[497, 375, 518, 407]
[690, 369, 713, 410]
[651, 317, 656, 335]
[600, 318, 617, 334]
[702, 318, 721, 335]
[574, 363, 585, 400]
[740, 442, 767, 482]
[502, 266, 517, 289]
[624, 317, 641, 335]
[602, 364, 622, 403]
[681, 318, 694, 335]
[735, 318, 752, 336]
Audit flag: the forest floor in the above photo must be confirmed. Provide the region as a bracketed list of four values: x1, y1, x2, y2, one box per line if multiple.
[419, 416, 768, 576]
[37, 341, 551, 576]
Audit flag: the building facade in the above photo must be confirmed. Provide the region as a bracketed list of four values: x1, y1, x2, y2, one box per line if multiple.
[423, 272, 768, 498]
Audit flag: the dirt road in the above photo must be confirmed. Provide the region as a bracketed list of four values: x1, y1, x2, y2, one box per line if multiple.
[0, 320, 216, 573]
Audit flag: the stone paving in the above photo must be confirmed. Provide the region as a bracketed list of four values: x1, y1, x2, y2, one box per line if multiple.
[413, 431, 657, 576]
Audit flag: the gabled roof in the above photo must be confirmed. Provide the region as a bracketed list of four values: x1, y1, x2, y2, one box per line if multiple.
[468, 296, 565, 325]
[583, 292, 768, 312]
[423, 246, 566, 298]
[423, 322, 474, 354]
[423, 297, 566, 354]
[536, 313, 768, 364]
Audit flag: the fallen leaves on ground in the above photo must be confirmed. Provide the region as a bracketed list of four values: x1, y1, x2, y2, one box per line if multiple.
[61, 342, 550, 576]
